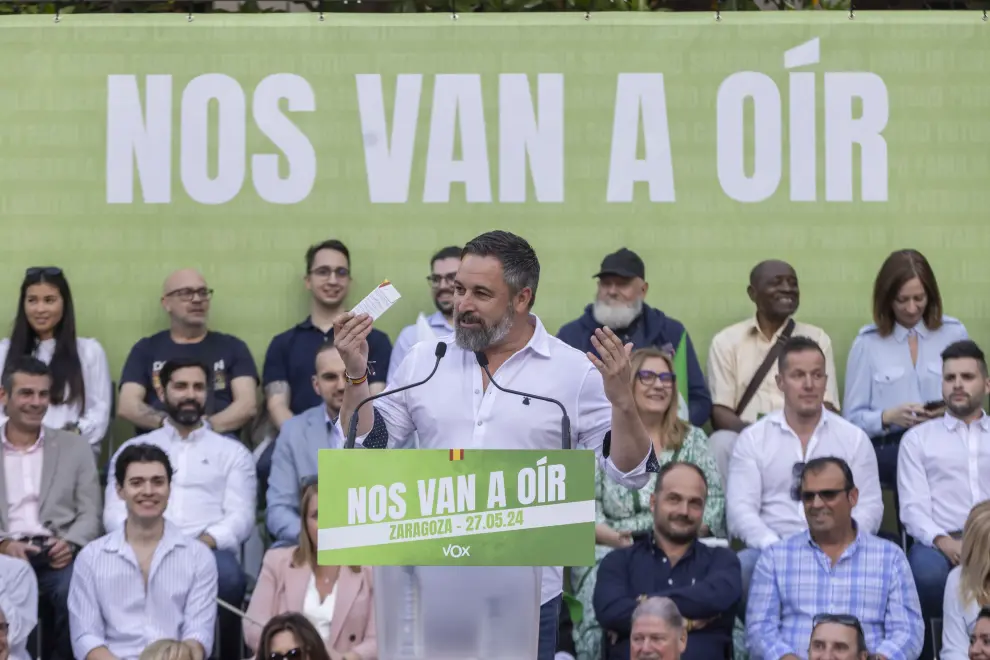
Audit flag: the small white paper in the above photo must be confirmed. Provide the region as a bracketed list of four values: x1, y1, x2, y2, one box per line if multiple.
[350, 280, 402, 321]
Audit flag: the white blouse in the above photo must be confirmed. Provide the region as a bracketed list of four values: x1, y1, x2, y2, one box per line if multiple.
[942, 566, 983, 660]
[0, 336, 112, 450]
[302, 574, 337, 642]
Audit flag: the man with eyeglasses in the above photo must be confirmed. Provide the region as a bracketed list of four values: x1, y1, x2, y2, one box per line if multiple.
[746, 457, 923, 660]
[726, 336, 882, 608]
[119, 269, 259, 437]
[387, 245, 461, 384]
[808, 614, 870, 660]
[0, 555, 38, 660]
[262, 239, 393, 428]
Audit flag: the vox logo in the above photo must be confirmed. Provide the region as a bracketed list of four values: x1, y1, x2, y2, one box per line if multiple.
[442, 544, 471, 558]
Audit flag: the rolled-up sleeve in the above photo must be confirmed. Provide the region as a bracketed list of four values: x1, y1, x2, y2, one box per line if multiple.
[68, 548, 108, 660]
[180, 544, 219, 653]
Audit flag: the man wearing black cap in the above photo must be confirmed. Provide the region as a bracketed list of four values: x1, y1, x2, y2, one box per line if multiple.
[557, 248, 712, 427]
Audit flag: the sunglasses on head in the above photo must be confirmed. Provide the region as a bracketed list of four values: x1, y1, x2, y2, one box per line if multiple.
[299, 475, 319, 491]
[25, 267, 62, 278]
[268, 649, 302, 660]
[813, 613, 865, 632]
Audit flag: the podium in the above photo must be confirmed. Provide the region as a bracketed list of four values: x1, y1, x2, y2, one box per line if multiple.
[372, 565, 542, 659]
[317, 449, 595, 660]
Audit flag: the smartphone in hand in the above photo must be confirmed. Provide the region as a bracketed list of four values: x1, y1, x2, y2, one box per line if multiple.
[923, 400, 945, 413]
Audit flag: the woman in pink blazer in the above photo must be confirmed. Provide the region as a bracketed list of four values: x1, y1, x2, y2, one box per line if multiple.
[245, 481, 376, 660]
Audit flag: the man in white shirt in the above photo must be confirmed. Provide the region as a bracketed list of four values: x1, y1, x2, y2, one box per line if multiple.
[103, 358, 255, 660]
[387, 245, 460, 383]
[70, 443, 218, 660]
[332, 230, 653, 660]
[0, 555, 37, 660]
[898, 339, 990, 660]
[726, 335, 882, 605]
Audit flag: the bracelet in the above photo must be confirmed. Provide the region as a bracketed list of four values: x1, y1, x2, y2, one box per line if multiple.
[345, 370, 369, 386]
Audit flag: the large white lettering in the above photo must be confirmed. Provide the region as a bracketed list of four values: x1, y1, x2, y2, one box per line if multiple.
[715, 38, 889, 203]
[498, 73, 564, 203]
[106, 73, 316, 204]
[356, 73, 423, 203]
[423, 74, 492, 203]
[606, 73, 676, 203]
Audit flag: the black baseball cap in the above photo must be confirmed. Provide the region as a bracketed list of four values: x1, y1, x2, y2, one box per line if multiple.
[593, 248, 645, 280]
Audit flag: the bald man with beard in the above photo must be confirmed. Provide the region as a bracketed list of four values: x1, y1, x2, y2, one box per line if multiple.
[705, 259, 840, 484]
[118, 269, 259, 437]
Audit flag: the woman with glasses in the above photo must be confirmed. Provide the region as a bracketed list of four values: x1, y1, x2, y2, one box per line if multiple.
[0, 267, 111, 454]
[245, 481, 376, 660]
[942, 501, 990, 660]
[571, 347, 725, 660]
[254, 613, 332, 660]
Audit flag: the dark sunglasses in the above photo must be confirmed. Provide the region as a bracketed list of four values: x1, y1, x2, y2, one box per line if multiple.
[25, 266, 62, 278]
[636, 370, 675, 386]
[299, 475, 319, 491]
[800, 488, 850, 504]
[268, 648, 303, 660]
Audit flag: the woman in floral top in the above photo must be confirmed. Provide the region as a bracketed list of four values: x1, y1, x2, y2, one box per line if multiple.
[571, 347, 725, 660]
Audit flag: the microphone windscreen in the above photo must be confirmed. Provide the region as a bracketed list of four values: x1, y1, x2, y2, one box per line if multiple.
[435, 342, 448, 359]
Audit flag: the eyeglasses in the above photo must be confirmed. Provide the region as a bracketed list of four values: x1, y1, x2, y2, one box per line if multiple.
[25, 266, 62, 278]
[164, 287, 213, 302]
[299, 475, 319, 491]
[426, 273, 457, 287]
[789, 461, 806, 501]
[636, 370, 675, 386]
[309, 267, 350, 280]
[268, 648, 303, 660]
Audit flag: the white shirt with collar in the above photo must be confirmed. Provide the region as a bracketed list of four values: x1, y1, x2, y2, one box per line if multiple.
[343, 314, 651, 605]
[0, 337, 112, 450]
[897, 412, 990, 547]
[388, 311, 454, 384]
[726, 408, 883, 549]
[0, 554, 38, 660]
[103, 424, 257, 551]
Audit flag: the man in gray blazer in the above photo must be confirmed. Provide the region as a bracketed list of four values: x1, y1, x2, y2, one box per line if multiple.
[0, 357, 102, 660]
[266, 344, 346, 547]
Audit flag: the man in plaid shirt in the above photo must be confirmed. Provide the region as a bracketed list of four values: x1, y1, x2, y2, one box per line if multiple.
[745, 457, 923, 660]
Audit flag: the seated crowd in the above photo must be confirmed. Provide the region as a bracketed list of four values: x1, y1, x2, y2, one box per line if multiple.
[0, 241, 987, 660]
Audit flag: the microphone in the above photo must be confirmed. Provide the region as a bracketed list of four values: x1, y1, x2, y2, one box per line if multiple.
[344, 342, 448, 449]
[474, 352, 572, 450]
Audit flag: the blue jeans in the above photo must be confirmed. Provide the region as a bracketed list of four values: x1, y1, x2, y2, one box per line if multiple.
[214, 549, 248, 660]
[33, 562, 74, 660]
[538, 595, 562, 660]
[909, 543, 950, 660]
[738, 548, 762, 621]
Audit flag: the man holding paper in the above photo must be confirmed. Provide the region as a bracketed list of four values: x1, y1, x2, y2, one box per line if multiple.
[332, 230, 654, 660]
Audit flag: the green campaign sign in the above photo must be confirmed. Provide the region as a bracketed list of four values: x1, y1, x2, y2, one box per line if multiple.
[317, 449, 596, 566]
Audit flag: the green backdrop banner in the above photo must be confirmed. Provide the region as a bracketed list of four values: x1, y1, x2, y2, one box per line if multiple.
[0, 14, 987, 387]
[317, 449, 596, 566]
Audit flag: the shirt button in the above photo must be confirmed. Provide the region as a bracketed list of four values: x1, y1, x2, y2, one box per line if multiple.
[475, 389, 480, 394]
[668, 579, 673, 585]
[477, 421, 483, 427]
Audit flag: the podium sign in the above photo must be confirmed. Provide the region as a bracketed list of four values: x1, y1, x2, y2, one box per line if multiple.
[317, 449, 595, 567]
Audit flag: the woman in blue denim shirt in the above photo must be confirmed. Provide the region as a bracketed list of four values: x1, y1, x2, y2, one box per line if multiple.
[843, 249, 968, 486]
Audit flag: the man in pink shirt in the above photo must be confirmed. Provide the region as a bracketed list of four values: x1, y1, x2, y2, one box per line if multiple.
[0, 357, 101, 660]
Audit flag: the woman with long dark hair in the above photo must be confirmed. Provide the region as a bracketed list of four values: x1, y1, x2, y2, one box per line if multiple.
[0, 267, 111, 453]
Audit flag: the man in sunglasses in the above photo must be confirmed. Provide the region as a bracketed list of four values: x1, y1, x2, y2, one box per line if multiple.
[746, 457, 923, 660]
[808, 614, 869, 660]
[387, 246, 461, 384]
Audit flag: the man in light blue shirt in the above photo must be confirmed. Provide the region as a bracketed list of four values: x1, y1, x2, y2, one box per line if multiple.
[69, 443, 218, 660]
[387, 245, 460, 384]
[266, 343, 347, 547]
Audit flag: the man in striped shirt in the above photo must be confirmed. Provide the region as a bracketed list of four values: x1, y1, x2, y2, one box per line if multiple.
[745, 457, 923, 660]
[68, 444, 218, 660]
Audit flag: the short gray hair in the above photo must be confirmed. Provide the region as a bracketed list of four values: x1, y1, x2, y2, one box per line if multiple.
[632, 596, 684, 630]
[462, 231, 540, 310]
